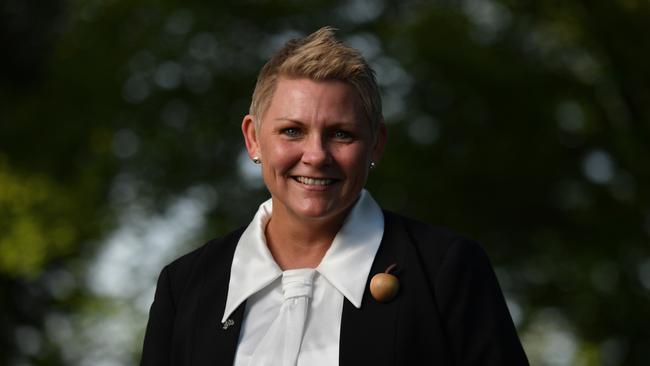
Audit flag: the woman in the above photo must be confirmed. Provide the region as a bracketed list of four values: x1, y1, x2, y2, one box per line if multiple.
[141, 27, 529, 366]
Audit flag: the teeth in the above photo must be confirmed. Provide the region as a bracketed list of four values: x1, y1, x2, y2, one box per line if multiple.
[296, 176, 334, 186]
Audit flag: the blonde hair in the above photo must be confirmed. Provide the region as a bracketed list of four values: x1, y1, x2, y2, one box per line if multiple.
[249, 27, 382, 134]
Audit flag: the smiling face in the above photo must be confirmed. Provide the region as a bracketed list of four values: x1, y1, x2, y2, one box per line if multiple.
[242, 77, 386, 225]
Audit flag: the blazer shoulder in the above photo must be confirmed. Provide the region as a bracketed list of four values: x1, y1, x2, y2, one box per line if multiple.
[162, 226, 246, 299]
[382, 210, 485, 268]
[383, 210, 464, 241]
[382, 211, 528, 365]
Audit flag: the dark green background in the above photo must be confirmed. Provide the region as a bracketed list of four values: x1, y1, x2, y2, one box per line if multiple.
[1, 0, 649, 365]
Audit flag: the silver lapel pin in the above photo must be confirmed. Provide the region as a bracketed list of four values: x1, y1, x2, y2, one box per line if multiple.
[222, 319, 235, 330]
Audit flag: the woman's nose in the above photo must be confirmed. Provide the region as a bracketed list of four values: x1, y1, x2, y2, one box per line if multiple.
[301, 135, 331, 166]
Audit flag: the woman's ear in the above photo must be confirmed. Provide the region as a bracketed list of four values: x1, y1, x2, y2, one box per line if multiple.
[371, 121, 387, 164]
[242, 114, 261, 160]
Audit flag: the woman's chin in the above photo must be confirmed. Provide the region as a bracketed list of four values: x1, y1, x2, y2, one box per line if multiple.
[289, 200, 348, 223]
[293, 205, 336, 220]
[270, 190, 357, 224]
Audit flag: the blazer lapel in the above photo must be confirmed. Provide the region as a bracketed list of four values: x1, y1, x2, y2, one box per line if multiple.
[339, 212, 403, 366]
[187, 228, 247, 365]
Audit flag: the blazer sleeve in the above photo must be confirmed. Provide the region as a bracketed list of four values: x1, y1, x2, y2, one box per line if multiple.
[140, 265, 175, 366]
[434, 239, 529, 366]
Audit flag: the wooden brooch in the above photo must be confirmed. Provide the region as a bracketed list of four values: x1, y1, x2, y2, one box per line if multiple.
[370, 263, 400, 302]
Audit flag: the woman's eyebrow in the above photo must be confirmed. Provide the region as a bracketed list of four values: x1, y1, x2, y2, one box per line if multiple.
[273, 117, 358, 127]
[272, 117, 305, 124]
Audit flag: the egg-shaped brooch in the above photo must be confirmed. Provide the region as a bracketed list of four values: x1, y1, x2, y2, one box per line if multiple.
[370, 263, 400, 303]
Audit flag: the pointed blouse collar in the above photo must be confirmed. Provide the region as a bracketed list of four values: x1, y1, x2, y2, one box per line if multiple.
[222, 189, 384, 322]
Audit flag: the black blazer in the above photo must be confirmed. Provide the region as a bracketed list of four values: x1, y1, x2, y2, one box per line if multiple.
[141, 210, 529, 365]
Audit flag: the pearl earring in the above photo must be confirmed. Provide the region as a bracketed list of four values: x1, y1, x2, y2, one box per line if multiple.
[252, 157, 261, 164]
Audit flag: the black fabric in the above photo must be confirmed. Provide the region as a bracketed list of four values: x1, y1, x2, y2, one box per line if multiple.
[140, 211, 529, 366]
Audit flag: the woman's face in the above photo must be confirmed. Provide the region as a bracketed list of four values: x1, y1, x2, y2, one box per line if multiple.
[242, 77, 385, 224]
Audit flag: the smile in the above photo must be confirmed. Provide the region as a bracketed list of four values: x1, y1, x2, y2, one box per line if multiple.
[293, 176, 337, 186]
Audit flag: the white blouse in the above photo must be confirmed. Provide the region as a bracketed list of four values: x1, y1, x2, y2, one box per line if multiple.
[221, 189, 385, 366]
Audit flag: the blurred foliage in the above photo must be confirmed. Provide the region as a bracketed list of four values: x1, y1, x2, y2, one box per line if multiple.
[1, 0, 649, 365]
[0, 156, 77, 276]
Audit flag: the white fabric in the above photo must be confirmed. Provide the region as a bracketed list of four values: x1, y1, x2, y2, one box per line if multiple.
[247, 269, 315, 366]
[223, 189, 385, 366]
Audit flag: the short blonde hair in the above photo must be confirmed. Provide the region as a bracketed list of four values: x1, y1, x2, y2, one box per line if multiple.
[249, 27, 382, 134]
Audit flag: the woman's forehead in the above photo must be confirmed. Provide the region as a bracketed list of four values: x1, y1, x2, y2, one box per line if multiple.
[264, 77, 365, 124]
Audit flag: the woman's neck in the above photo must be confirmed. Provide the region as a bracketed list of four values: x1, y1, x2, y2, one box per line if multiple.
[264, 207, 349, 270]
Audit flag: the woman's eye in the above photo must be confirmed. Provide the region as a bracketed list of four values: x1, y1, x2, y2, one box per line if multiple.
[334, 130, 352, 139]
[282, 128, 300, 137]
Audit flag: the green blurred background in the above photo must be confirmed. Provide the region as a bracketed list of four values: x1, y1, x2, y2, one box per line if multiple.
[1, 0, 649, 364]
